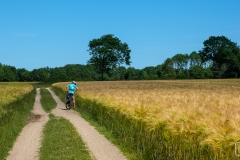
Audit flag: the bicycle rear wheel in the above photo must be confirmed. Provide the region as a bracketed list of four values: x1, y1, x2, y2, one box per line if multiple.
[66, 102, 70, 110]
[68, 100, 73, 110]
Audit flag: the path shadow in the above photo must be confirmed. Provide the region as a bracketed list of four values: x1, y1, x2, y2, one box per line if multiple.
[61, 108, 69, 110]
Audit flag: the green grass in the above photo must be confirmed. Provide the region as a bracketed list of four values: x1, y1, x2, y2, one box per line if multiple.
[32, 82, 52, 89]
[40, 114, 93, 160]
[40, 88, 57, 112]
[74, 106, 141, 160]
[0, 89, 36, 160]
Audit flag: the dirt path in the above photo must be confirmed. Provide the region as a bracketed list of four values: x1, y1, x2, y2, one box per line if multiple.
[7, 88, 127, 160]
[7, 88, 49, 160]
[47, 88, 127, 160]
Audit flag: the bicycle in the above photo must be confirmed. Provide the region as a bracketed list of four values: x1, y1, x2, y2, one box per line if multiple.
[66, 93, 74, 110]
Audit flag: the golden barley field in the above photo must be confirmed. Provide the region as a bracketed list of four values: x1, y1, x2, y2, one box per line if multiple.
[0, 82, 34, 107]
[53, 79, 240, 157]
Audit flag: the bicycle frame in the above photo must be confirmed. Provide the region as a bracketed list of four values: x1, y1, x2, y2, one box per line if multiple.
[66, 94, 74, 110]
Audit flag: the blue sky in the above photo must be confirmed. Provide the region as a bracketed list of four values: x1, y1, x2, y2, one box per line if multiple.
[0, 1, 240, 71]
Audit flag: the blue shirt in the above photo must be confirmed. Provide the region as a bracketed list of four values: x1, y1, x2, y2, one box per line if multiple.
[67, 84, 78, 94]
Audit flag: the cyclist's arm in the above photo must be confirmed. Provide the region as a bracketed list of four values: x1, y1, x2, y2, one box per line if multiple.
[74, 87, 78, 93]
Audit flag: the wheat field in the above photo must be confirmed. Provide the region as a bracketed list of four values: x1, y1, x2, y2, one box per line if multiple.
[53, 80, 240, 158]
[0, 82, 34, 107]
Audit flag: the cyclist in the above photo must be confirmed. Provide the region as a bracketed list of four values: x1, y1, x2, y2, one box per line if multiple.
[66, 81, 78, 108]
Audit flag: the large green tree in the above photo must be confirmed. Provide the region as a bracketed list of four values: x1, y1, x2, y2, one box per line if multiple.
[199, 36, 239, 78]
[87, 34, 131, 80]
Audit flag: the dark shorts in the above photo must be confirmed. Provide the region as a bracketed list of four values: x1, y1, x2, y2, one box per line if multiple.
[67, 93, 75, 98]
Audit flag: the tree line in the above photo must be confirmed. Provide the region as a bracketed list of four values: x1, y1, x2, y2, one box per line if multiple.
[1, 35, 239, 82]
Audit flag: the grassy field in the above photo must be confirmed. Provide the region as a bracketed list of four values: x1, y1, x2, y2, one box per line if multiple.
[0, 82, 36, 159]
[53, 79, 240, 159]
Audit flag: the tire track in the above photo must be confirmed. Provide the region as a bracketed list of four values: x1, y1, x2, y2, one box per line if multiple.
[47, 88, 127, 160]
[7, 88, 49, 160]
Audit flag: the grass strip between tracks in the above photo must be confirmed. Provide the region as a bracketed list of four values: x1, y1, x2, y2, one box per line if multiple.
[40, 114, 93, 160]
[40, 88, 57, 112]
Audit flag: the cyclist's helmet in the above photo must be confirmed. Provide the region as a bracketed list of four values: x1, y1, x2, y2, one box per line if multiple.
[72, 81, 76, 85]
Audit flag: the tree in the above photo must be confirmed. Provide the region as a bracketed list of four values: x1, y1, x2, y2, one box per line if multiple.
[17, 68, 31, 81]
[155, 64, 163, 79]
[47, 66, 68, 82]
[189, 66, 213, 79]
[65, 64, 82, 81]
[125, 67, 140, 80]
[30, 68, 49, 81]
[199, 36, 239, 78]
[172, 53, 189, 79]
[0, 63, 4, 81]
[172, 53, 189, 71]
[87, 34, 131, 80]
[161, 58, 176, 79]
[1, 65, 18, 81]
[142, 66, 158, 80]
[189, 51, 202, 67]
[65, 64, 96, 81]
[109, 66, 127, 80]
[224, 46, 240, 78]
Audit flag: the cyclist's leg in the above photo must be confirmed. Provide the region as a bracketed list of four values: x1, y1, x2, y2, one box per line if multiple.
[72, 94, 76, 108]
[73, 98, 76, 108]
